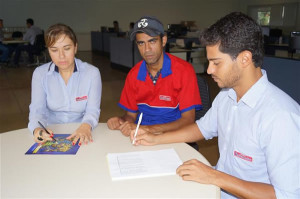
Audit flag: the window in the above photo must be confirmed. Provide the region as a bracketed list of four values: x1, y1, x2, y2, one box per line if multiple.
[258, 11, 270, 26]
[248, 3, 297, 27]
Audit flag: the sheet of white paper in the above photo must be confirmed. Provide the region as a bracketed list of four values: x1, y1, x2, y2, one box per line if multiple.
[107, 148, 183, 181]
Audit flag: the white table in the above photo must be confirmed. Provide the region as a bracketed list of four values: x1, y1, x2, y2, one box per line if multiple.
[1, 123, 220, 198]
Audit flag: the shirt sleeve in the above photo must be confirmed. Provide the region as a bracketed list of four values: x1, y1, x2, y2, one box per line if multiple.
[118, 71, 138, 113]
[177, 64, 202, 113]
[28, 67, 48, 133]
[23, 29, 34, 45]
[82, 67, 102, 129]
[196, 93, 220, 140]
[261, 111, 300, 198]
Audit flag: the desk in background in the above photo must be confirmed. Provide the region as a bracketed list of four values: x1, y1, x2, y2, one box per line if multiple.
[2, 40, 29, 45]
[91, 31, 117, 55]
[1, 123, 220, 198]
[262, 56, 300, 104]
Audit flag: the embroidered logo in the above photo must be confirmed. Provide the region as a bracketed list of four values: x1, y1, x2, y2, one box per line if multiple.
[138, 19, 148, 28]
[234, 151, 253, 162]
[159, 95, 171, 101]
[76, 96, 88, 101]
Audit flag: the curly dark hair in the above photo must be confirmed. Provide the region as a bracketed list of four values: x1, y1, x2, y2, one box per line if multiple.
[200, 12, 264, 67]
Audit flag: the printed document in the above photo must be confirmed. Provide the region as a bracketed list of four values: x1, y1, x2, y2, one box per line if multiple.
[107, 148, 182, 180]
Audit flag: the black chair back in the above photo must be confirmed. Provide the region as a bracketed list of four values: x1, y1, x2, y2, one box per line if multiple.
[195, 75, 211, 120]
[33, 34, 46, 55]
[187, 75, 212, 151]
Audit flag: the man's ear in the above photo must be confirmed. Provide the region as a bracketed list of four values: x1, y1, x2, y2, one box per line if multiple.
[162, 35, 167, 47]
[238, 50, 252, 68]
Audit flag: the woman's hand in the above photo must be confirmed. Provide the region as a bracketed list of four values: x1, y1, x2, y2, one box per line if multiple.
[33, 127, 54, 144]
[67, 123, 92, 146]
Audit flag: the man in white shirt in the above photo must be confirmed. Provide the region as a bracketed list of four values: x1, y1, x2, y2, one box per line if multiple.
[13, 18, 43, 66]
[132, 12, 300, 199]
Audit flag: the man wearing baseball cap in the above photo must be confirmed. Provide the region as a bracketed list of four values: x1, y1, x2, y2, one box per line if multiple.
[107, 16, 202, 140]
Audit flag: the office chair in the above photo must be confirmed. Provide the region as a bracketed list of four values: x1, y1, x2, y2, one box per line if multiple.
[187, 75, 211, 150]
[289, 36, 300, 58]
[29, 34, 48, 66]
[195, 74, 211, 120]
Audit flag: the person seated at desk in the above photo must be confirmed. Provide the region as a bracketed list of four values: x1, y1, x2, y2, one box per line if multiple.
[131, 12, 300, 199]
[0, 18, 13, 64]
[12, 18, 43, 67]
[107, 16, 202, 139]
[28, 23, 102, 146]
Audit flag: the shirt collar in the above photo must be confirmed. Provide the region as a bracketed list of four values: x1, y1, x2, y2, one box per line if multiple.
[228, 69, 268, 108]
[137, 53, 172, 81]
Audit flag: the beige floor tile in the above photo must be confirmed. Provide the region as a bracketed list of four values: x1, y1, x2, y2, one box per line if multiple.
[0, 89, 21, 114]
[13, 88, 31, 113]
[0, 112, 28, 133]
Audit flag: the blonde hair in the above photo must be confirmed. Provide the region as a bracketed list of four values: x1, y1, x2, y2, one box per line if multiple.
[45, 23, 77, 47]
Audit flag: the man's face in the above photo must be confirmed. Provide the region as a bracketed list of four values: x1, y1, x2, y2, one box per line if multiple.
[206, 44, 241, 89]
[136, 33, 167, 68]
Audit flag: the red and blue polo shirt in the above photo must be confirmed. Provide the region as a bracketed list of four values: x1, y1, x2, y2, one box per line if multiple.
[119, 53, 202, 125]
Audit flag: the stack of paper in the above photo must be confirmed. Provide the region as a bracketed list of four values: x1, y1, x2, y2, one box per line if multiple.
[107, 148, 183, 181]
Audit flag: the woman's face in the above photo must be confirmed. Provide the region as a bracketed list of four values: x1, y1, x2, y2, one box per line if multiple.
[48, 34, 77, 71]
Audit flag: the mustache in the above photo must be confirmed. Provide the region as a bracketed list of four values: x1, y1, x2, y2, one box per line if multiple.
[144, 52, 154, 56]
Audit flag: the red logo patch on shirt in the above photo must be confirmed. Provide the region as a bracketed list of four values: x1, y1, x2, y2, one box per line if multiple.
[234, 151, 253, 162]
[159, 95, 171, 101]
[76, 96, 88, 101]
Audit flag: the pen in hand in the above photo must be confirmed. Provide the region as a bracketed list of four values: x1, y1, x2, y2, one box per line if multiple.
[38, 121, 57, 142]
[132, 112, 143, 145]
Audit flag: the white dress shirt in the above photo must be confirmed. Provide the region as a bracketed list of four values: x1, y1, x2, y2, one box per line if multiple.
[197, 70, 300, 198]
[23, 25, 43, 45]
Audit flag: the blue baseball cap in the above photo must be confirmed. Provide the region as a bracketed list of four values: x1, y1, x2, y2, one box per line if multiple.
[130, 16, 165, 41]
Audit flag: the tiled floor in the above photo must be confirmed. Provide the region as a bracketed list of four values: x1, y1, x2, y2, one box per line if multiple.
[0, 51, 220, 165]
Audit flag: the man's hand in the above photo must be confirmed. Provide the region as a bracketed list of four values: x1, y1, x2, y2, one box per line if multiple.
[107, 117, 125, 130]
[176, 159, 215, 184]
[130, 127, 159, 146]
[119, 121, 136, 137]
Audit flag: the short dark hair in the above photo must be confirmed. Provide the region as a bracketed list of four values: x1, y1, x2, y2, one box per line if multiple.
[200, 12, 264, 67]
[26, 18, 34, 25]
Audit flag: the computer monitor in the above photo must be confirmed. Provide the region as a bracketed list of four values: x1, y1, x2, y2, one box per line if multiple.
[101, 26, 107, 32]
[269, 28, 282, 37]
[291, 31, 300, 37]
[108, 27, 115, 32]
[167, 24, 185, 38]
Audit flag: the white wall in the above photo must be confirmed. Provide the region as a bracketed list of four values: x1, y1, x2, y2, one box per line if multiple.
[0, 0, 241, 50]
[0, 0, 241, 31]
[1, 0, 298, 50]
